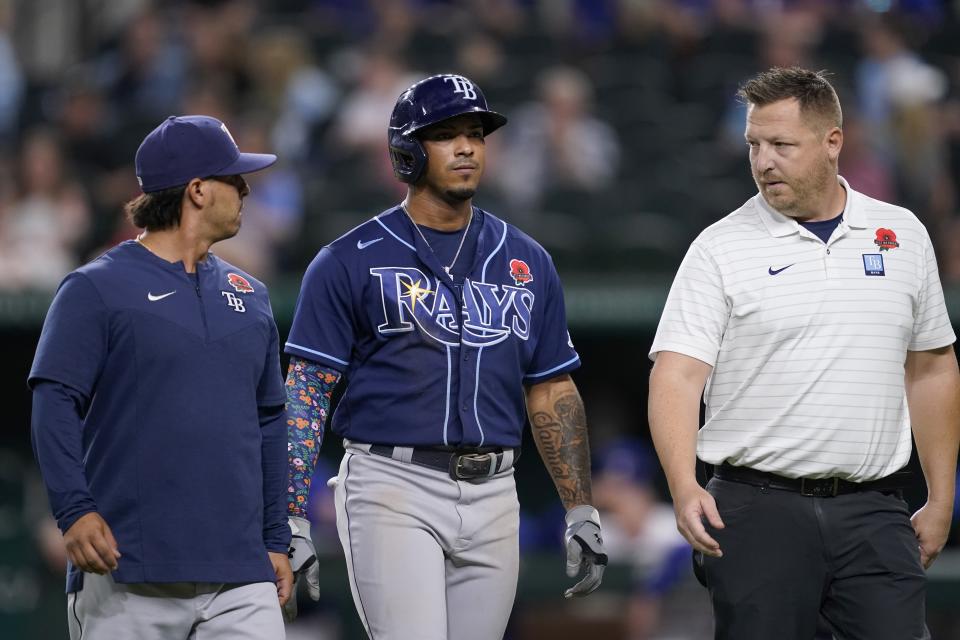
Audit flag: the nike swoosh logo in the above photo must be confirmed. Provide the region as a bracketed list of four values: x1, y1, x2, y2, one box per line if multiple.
[357, 237, 383, 250]
[768, 264, 795, 276]
[147, 291, 176, 302]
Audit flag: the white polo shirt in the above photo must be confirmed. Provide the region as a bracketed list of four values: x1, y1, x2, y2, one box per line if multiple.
[650, 177, 956, 481]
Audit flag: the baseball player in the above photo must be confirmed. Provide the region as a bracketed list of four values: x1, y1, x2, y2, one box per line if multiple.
[281, 74, 607, 639]
[29, 115, 293, 639]
[648, 67, 960, 639]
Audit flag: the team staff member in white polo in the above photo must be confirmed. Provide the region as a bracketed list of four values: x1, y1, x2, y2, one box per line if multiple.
[648, 67, 960, 640]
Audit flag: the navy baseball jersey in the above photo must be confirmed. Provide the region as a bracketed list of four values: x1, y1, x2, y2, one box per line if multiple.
[29, 240, 289, 592]
[285, 206, 580, 448]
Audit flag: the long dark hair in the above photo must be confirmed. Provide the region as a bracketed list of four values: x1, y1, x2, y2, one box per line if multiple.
[124, 185, 186, 231]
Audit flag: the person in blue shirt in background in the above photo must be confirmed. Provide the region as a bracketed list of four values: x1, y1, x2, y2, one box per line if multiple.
[28, 115, 293, 640]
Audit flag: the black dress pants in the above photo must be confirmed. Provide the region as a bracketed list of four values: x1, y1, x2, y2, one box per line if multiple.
[696, 477, 929, 640]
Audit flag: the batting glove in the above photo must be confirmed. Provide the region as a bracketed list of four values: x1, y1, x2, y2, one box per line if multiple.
[282, 516, 320, 622]
[563, 505, 608, 599]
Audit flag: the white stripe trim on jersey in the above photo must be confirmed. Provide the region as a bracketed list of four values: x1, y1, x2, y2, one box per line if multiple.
[481, 219, 508, 280]
[474, 349, 485, 447]
[443, 345, 452, 446]
[375, 214, 416, 252]
[472, 217, 507, 447]
[285, 342, 349, 366]
[526, 355, 580, 380]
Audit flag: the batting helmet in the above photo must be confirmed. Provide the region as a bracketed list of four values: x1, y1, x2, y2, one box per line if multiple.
[388, 74, 507, 184]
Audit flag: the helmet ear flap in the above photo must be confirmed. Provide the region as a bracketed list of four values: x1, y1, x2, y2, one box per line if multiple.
[389, 132, 427, 184]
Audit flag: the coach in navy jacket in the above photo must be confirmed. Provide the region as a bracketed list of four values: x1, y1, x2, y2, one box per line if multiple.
[29, 116, 292, 639]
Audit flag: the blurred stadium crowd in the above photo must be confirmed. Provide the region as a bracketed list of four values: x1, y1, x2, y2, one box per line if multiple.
[4, 1, 960, 638]
[0, 0, 959, 289]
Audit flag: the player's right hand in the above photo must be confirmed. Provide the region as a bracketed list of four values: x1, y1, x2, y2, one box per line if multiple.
[563, 505, 608, 598]
[282, 516, 319, 622]
[672, 483, 724, 558]
[63, 512, 121, 574]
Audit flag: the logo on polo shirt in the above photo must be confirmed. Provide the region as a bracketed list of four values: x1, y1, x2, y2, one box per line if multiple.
[863, 254, 885, 276]
[227, 273, 254, 293]
[874, 228, 899, 251]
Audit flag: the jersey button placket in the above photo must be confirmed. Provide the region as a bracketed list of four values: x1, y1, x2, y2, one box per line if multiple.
[459, 340, 472, 409]
[459, 351, 470, 413]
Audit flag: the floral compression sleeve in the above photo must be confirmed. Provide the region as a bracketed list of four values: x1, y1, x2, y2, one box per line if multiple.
[286, 356, 342, 518]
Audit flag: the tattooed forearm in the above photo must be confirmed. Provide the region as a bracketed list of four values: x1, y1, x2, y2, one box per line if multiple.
[530, 391, 592, 510]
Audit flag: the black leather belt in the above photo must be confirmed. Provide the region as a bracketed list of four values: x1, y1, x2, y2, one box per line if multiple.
[714, 463, 911, 498]
[369, 445, 519, 481]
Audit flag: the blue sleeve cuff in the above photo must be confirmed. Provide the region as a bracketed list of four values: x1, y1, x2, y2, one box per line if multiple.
[284, 342, 349, 371]
[58, 506, 98, 535]
[263, 522, 293, 552]
[523, 355, 581, 382]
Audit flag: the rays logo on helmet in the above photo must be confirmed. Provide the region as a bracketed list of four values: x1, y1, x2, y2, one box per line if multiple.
[227, 273, 254, 293]
[509, 259, 533, 286]
[444, 75, 477, 100]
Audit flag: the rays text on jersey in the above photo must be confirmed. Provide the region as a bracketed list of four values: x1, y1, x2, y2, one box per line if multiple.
[370, 266, 534, 347]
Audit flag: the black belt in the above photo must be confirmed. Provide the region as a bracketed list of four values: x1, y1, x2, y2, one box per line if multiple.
[714, 463, 911, 498]
[369, 444, 519, 481]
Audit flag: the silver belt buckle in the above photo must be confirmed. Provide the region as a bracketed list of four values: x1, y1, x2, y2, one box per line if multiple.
[800, 477, 839, 497]
[450, 452, 498, 480]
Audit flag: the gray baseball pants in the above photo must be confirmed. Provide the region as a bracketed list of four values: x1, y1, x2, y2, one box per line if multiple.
[67, 573, 284, 639]
[334, 441, 520, 640]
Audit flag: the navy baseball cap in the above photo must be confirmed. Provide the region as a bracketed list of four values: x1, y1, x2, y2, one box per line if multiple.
[135, 115, 277, 193]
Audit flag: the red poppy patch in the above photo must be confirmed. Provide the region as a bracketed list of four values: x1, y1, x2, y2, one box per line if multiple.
[509, 259, 533, 286]
[874, 228, 899, 251]
[227, 272, 254, 293]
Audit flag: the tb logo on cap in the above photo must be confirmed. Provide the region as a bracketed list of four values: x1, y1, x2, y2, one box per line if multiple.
[444, 75, 477, 100]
